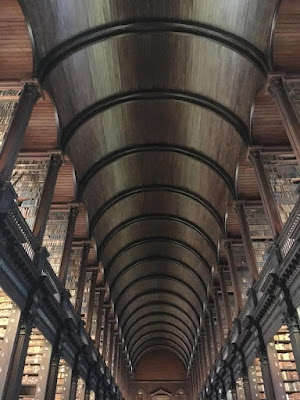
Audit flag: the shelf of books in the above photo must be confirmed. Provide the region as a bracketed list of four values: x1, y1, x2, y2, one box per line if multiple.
[217, 291, 229, 340]
[0, 287, 21, 397]
[11, 159, 49, 230]
[274, 326, 300, 399]
[248, 358, 265, 399]
[54, 358, 72, 400]
[89, 391, 96, 400]
[75, 377, 86, 400]
[223, 269, 238, 320]
[252, 241, 270, 273]
[81, 272, 92, 324]
[262, 154, 300, 224]
[43, 210, 69, 276]
[236, 377, 246, 400]
[20, 327, 52, 400]
[0, 89, 20, 149]
[90, 292, 100, 342]
[65, 247, 83, 307]
[231, 244, 252, 304]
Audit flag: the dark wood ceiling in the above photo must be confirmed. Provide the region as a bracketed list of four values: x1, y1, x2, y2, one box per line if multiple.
[1, 0, 297, 371]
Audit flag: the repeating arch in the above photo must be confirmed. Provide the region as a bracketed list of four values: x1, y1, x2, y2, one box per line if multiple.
[60, 90, 249, 149]
[103, 236, 212, 282]
[79, 184, 225, 233]
[38, 19, 268, 82]
[97, 214, 218, 260]
[109, 256, 207, 300]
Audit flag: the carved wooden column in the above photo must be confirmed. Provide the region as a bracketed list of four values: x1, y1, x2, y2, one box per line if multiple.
[0, 83, 40, 181]
[212, 288, 224, 347]
[95, 289, 105, 350]
[249, 149, 282, 238]
[33, 153, 62, 244]
[86, 269, 98, 334]
[217, 266, 232, 331]
[107, 320, 115, 370]
[208, 306, 218, 360]
[224, 241, 243, 311]
[102, 306, 111, 362]
[44, 336, 61, 400]
[69, 355, 80, 400]
[75, 243, 90, 313]
[235, 202, 259, 280]
[58, 205, 79, 285]
[269, 76, 300, 163]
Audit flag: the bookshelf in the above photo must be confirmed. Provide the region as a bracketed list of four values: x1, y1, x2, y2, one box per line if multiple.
[231, 245, 252, 303]
[245, 207, 272, 240]
[20, 328, 52, 400]
[75, 377, 86, 400]
[90, 292, 99, 342]
[43, 210, 69, 276]
[252, 241, 270, 273]
[249, 358, 265, 400]
[81, 272, 92, 323]
[274, 326, 300, 399]
[54, 358, 72, 400]
[223, 269, 238, 320]
[236, 377, 246, 400]
[262, 154, 300, 224]
[65, 247, 83, 307]
[0, 89, 20, 149]
[11, 159, 49, 230]
[217, 292, 229, 339]
[0, 287, 21, 395]
[89, 391, 96, 400]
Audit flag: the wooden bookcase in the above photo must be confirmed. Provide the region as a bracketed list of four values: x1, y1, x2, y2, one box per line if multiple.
[65, 247, 83, 307]
[262, 153, 300, 224]
[231, 244, 252, 303]
[274, 326, 300, 399]
[20, 328, 52, 400]
[0, 287, 21, 398]
[42, 210, 69, 276]
[81, 272, 92, 323]
[54, 358, 72, 400]
[0, 89, 20, 148]
[11, 159, 49, 230]
[75, 377, 86, 400]
[249, 358, 265, 400]
[90, 292, 99, 342]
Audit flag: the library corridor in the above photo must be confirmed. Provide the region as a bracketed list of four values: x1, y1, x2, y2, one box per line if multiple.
[0, 0, 300, 399]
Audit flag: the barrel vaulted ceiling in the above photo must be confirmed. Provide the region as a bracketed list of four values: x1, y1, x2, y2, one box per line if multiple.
[21, 0, 279, 370]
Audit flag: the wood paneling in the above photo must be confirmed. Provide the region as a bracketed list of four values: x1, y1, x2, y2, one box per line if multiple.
[22, 93, 58, 151]
[0, 0, 32, 80]
[273, 0, 300, 72]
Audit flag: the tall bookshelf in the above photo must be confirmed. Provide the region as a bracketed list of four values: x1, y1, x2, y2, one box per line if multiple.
[231, 244, 252, 304]
[0, 287, 21, 396]
[89, 391, 96, 400]
[65, 247, 83, 307]
[75, 377, 86, 400]
[223, 268, 238, 320]
[252, 241, 270, 273]
[11, 159, 49, 230]
[20, 328, 52, 400]
[90, 292, 99, 342]
[55, 358, 72, 400]
[217, 291, 229, 339]
[42, 210, 69, 276]
[0, 89, 21, 149]
[249, 358, 265, 400]
[274, 326, 300, 399]
[262, 154, 300, 223]
[236, 377, 246, 400]
[81, 272, 92, 324]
